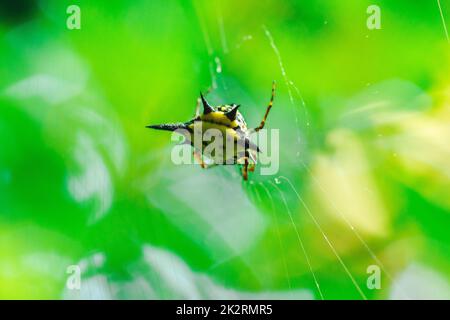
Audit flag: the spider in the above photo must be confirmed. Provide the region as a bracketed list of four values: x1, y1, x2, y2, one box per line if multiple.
[146, 81, 276, 180]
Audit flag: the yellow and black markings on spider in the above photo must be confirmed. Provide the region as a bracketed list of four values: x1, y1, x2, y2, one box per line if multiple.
[146, 81, 276, 181]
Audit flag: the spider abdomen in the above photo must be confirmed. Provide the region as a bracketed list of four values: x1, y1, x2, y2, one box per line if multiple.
[146, 81, 276, 180]
[187, 118, 254, 165]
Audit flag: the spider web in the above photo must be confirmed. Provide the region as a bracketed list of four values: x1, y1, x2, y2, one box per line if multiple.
[192, 2, 414, 300]
[3, 0, 448, 300]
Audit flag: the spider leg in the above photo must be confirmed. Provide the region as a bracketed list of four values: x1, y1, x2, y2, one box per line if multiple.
[195, 98, 201, 118]
[242, 157, 249, 181]
[251, 80, 276, 133]
[240, 149, 252, 180]
[248, 149, 257, 172]
[193, 150, 206, 169]
[193, 150, 218, 169]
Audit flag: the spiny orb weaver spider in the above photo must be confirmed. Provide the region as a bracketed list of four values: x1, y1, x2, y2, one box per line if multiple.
[146, 81, 276, 181]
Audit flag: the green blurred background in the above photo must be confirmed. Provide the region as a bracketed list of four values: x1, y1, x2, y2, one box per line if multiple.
[1, 0, 450, 299]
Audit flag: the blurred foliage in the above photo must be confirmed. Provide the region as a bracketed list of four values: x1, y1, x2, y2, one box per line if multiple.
[1, 0, 450, 299]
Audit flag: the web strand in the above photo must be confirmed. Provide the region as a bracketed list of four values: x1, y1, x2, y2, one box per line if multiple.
[257, 182, 293, 292]
[297, 162, 410, 299]
[278, 175, 367, 299]
[267, 181, 325, 300]
[437, 0, 450, 43]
